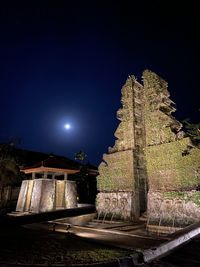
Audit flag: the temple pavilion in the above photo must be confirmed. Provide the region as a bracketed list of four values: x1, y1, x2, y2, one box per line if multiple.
[16, 156, 80, 213]
[21, 155, 80, 180]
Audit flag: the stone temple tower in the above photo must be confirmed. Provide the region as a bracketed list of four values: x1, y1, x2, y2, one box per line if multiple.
[97, 70, 200, 225]
[96, 75, 148, 220]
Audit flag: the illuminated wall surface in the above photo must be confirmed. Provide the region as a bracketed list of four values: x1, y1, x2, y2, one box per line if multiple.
[16, 179, 77, 213]
[97, 70, 200, 224]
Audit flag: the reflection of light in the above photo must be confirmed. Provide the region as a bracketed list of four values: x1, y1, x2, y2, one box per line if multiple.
[76, 232, 99, 238]
[64, 124, 71, 129]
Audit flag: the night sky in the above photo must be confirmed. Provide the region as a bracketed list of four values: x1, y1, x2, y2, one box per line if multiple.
[0, 2, 199, 165]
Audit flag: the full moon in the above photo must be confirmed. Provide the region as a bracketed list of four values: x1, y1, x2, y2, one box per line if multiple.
[64, 124, 71, 130]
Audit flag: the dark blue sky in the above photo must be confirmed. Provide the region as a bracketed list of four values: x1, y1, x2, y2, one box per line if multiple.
[0, 2, 199, 165]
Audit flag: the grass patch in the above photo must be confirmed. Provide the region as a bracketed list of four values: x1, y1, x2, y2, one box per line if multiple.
[0, 225, 131, 265]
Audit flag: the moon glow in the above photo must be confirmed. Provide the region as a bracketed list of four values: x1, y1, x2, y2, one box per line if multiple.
[64, 124, 71, 130]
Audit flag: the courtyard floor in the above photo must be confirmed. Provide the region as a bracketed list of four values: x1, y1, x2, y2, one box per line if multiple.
[0, 225, 131, 266]
[0, 215, 200, 266]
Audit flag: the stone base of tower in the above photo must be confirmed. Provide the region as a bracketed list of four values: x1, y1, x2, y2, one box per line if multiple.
[147, 191, 200, 227]
[96, 191, 140, 221]
[16, 179, 77, 213]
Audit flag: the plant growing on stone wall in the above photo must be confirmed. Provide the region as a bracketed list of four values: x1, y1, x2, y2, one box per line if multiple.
[145, 137, 200, 191]
[182, 118, 200, 145]
[163, 191, 200, 207]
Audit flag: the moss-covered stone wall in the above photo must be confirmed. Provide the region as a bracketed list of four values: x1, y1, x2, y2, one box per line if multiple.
[97, 70, 200, 224]
[142, 70, 182, 146]
[145, 138, 200, 191]
[97, 150, 134, 192]
[96, 76, 145, 219]
[143, 70, 200, 226]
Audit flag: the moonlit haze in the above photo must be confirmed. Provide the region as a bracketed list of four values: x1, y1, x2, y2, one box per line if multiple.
[64, 124, 71, 130]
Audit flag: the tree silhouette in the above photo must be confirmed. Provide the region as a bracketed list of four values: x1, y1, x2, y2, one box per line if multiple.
[0, 143, 24, 186]
[74, 150, 87, 162]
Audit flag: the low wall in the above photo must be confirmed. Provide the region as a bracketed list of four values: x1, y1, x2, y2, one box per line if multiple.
[96, 191, 135, 220]
[147, 191, 200, 227]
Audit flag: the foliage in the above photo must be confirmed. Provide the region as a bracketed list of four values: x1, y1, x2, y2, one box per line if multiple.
[71, 165, 92, 203]
[0, 143, 24, 186]
[0, 159, 22, 186]
[182, 118, 200, 143]
[72, 165, 88, 183]
[74, 150, 87, 161]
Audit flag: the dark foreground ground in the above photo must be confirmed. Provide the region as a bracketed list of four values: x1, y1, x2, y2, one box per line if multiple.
[152, 235, 200, 267]
[0, 224, 199, 266]
[0, 225, 131, 265]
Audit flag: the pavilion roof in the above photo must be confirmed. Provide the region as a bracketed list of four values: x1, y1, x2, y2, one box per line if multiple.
[21, 156, 80, 174]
